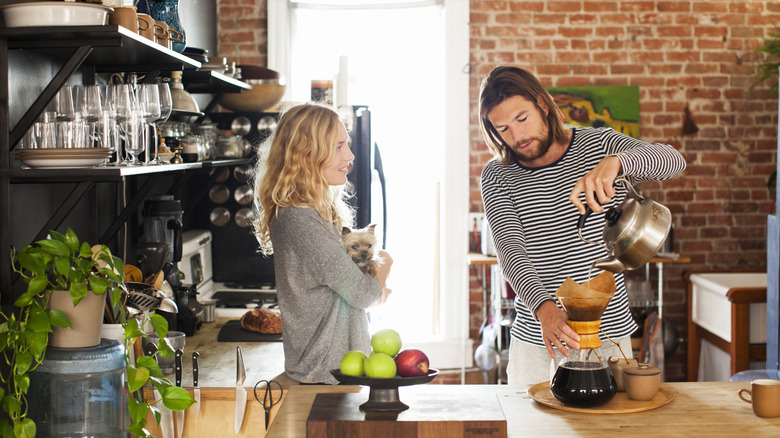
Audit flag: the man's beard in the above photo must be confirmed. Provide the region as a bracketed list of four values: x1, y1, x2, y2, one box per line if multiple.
[510, 129, 554, 164]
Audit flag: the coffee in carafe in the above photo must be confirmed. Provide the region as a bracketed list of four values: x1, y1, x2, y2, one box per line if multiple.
[550, 273, 617, 408]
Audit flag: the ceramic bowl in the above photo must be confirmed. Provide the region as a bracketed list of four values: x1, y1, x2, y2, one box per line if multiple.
[624, 363, 661, 401]
[219, 80, 286, 112]
[0, 2, 112, 27]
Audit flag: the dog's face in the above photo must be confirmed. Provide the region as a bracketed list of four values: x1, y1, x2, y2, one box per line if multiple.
[342, 224, 377, 263]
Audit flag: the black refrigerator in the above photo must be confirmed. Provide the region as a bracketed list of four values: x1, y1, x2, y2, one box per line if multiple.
[198, 105, 386, 288]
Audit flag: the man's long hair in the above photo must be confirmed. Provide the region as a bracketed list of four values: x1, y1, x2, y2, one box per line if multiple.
[478, 66, 569, 164]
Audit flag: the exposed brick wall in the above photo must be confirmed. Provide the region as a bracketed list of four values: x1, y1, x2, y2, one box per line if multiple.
[216, 0, 267, 67]
[217, 0, 780, 382]
[469, 0, 779, 381]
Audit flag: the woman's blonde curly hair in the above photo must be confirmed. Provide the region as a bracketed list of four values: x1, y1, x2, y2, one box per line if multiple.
[253, 103, 354, 255]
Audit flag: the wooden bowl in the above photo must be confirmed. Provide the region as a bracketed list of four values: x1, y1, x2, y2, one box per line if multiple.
[219, 81, 286, 113]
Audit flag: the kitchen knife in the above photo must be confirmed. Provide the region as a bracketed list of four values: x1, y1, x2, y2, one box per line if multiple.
[192, 352, 200, 418]
[145, 342, 174, 438]
[235, 346, 247, 435]
[175, 349, 184, 438]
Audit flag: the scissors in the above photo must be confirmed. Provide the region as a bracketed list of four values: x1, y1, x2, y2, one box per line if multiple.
[253, 380, 283, 430]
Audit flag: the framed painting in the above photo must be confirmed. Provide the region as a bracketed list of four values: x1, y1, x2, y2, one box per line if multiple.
[547, 86, 640, 138]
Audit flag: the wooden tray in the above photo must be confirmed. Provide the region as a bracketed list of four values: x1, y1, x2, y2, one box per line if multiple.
[527, 382, 675, 414]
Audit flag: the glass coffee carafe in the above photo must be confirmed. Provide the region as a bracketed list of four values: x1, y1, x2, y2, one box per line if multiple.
[550, 274, 618, 408]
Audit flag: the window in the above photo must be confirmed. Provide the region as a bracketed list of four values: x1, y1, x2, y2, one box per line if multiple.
[268, 0, 470, 369]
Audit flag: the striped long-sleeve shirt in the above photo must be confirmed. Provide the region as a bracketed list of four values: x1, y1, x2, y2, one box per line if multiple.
[480, 127, 686, 347]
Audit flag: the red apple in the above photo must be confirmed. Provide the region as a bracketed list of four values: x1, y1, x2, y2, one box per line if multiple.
[394, 349, 430, 377]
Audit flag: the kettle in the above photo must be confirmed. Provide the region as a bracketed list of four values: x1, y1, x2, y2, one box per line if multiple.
[576, 178, 671, 273]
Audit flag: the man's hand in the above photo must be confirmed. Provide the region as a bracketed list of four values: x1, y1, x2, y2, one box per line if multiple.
[536, 300, 580, 358]
[568, 156, 622, 214]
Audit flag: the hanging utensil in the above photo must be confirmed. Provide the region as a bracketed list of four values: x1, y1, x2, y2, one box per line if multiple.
[576, 177, 671, 273]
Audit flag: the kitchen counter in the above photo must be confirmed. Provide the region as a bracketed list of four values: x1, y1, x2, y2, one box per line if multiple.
[266, 381, 780, 437]
[168, 316, 286, 387]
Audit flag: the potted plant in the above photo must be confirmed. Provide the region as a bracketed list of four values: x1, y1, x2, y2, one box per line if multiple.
[1, 228, 194, 438]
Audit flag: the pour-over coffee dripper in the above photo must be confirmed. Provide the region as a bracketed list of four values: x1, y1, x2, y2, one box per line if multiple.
[550, 273, 618, 407]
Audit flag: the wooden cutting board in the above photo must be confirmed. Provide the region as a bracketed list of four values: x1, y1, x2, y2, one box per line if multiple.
[306, 392, 507, 438]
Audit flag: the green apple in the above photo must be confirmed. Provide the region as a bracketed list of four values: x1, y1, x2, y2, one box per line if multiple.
[339, 350, 367, 376]
[364, 352, 397, 378]
[371, 329, 402, 357]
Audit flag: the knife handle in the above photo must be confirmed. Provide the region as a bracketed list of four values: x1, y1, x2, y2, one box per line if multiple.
[174, 349, 183, 387]
[192, 352, 200, 387]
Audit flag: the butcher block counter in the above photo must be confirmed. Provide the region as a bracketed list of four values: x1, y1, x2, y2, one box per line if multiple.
[266, 381, 780, 437]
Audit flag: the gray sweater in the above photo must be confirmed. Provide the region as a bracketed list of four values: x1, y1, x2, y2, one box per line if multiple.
[269, 206, 381, 384]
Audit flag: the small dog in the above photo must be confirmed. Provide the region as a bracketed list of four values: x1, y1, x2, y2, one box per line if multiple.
[341, 224, 383, 277]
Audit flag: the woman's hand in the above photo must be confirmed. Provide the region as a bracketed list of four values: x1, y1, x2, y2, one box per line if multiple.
[536, 300, 580, 358]
[377, 250, 393, 288]
[568, 156, 622, 214]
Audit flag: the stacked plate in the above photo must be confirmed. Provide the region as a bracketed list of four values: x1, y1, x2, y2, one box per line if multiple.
[16, 148, 112, 169]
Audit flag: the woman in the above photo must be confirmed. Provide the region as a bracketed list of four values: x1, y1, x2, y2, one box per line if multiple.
[253, 103, 393, 384]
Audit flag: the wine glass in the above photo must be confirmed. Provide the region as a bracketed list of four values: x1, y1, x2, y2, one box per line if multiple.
[149, 82, 173, 165]
[138, 83, 161, 164]
[74, 85, 103, 148]
[49, 86, 76, 148]
[114, 84, 144, 166]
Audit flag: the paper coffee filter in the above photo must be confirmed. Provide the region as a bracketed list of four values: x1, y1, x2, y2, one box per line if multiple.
[555, 271, 616, 299]
[555, 272, 616, 321]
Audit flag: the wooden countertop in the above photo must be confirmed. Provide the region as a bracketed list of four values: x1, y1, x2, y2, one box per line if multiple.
[266, 381, 780, 437]
[165, 316, 286, 388]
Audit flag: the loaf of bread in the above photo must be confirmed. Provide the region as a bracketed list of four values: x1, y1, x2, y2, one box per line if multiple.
[240, 308, 282, 334]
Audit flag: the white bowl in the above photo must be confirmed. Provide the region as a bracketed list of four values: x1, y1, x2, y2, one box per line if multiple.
[0, 2, 113, 27]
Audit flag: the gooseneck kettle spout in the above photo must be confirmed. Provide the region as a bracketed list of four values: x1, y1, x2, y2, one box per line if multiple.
[576, 178, 672, 274]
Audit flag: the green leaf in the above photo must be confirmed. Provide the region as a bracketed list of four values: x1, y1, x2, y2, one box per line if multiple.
[13, 418, 36, 438]
[149, 314, 169, 336]
[126, 364, 150, 393]
[136, 356, 163, 379]
[25, 331, 48, 360]
[2, 395, 20, 416]
[0, 420, 12, 438]
[54, 256, 72, 280]
[69, 282, 88, 306]
[14, 276, 47, 307]
[78, 241, 92, 259]
[124, 319, 144, 340]
[14, 351, 32, 376]
[48, 309, 72, 329]
[157, 338, 174, 358]
[26, 306, 51, 333]
[14, 373, 30, 394]
[36, 239, 70, 257]
[88, 276, 109, 295]
[161, 385, 196, 411]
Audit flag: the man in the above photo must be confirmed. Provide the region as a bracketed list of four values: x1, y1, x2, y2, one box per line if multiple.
[478, 66, 686, 386]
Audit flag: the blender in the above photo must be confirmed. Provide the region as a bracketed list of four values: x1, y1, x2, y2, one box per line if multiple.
[550, 272, 618, 407]
[141, 194, 184, 287]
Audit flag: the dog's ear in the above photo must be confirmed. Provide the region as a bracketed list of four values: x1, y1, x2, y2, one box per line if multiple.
[367, 224, 377, 233]
[342, 227, 351, 236]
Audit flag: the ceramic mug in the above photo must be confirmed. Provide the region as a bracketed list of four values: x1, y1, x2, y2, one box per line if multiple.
[738, 379, 780, 418]
[168, 29, 184, 44]
[154, 21, 170, 49]
[137, 13, 155, 41]
[108, 6, 138, 33]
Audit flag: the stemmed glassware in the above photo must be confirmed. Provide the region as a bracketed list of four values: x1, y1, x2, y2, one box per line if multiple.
[148, 82, 173, 165]
[74, 85, 103, 149]
[138, 83, 161, 165]
[114, 84, 145, 166]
